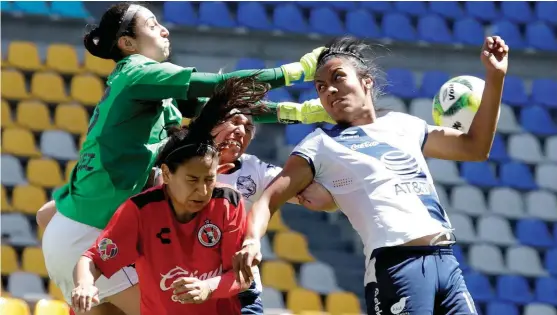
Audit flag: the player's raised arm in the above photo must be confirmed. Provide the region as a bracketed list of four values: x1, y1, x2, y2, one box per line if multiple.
[424, 36, 508, 161]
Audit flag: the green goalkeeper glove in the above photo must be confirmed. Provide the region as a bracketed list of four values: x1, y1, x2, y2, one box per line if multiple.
[277, 99, 335, 124]
[280, 47, 325, 86]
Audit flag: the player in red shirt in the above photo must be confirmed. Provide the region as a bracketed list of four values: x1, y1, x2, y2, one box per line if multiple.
[70, 76, 269, 315]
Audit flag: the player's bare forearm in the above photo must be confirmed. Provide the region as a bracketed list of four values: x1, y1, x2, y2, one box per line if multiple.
[73, 256, 101, 287]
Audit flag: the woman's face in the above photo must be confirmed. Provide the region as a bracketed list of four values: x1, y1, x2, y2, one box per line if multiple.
[211, 113, 255, 164]
[130, 7, 170, 62]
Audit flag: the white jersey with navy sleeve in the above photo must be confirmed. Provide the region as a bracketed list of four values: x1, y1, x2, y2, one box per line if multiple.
[292, 112, 452, 282]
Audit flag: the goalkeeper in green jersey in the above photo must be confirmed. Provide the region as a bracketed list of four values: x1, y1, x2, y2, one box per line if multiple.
[39, 3, 332, 315]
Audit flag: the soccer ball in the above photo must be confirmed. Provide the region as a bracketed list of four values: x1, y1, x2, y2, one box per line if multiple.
[432, 75, 485, 133]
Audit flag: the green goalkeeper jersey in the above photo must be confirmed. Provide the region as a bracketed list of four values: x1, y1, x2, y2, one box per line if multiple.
[54, 54, 286, 229]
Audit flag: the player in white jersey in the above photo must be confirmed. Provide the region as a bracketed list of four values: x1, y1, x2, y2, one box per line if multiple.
[234, 36, 509, 315]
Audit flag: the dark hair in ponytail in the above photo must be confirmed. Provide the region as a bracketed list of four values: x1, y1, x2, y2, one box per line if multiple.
[156, 75, 270, 173]
[83, 2, 142, 61]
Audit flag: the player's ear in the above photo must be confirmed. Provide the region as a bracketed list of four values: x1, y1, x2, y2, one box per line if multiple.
[117, 35, 137, 55]
[161, 164, 171, 185]
[361, 76, 373, 91]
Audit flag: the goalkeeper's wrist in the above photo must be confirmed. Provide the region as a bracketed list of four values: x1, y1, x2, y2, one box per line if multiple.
[280, 62, 304, 86]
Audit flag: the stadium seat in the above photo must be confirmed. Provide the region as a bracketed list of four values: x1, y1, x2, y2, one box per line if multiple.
[531, 79, 557, 108]
[12, 185, 47, 216]
[497, 104, 522, 134]
[420, 70, 449, 98]
[502, 75, 528, 106]
[163, 1, 197, 26]
[429, 1, 464, 19]
[285, 124, 316, 146]
[83, 51, 115, 77]
[465, 2, 498, 22]
[40, 130, 79, 161]
[237, 2, 271, 30]
[1, 245, 19, 276]
[536, 164, 557, 191]
[54, 103, 89, 134]
[1, 127, 41, 158]
[385, 68, 417, 99]
[454, 18, 484, 46]
[382, 13, 416, 42]
[0, 297, 31, 315]
[261, 287, 285, 309]
[506, 246, 547, 277]
[497, 275, 534, 304]
[535, 277, 557, 306]
[273, 3, 308, 34]
[464, 272, 495, 302]
[434, 184, 450, 210]
[490, 20, 525, 49]
[488, 187, 526, 218]
[1, 69, 29, 100]
[12, 1, 49, 15]
[26, 158, 65, 188]
[452, 245, 469, 272]
[235, 57, 266, 70]
[268, 210, 290, 232]
[526, 22, 557, 51]
[299, 262, 340, 294]
[524, 303, 557, 315]
[22, 247, 48, 277]
[261, 260, 297, 291]
[71, 74, 104, 106]
[31, 72, 69, 103]
[546, 249, 557, 277]
[345, 9, 381, 39]
[417, 15, 452, 44]
[508, 133, 543, 163]
[394, 1, 427, 16]
[298, 89, 319, 103]
[326, 291, 361, 315]
[266, 88, 293, 102]
[460, 161, 499, 187]
[309, 7, 344, 36]
[50, 1, 90, 19]
[360, 1, 391, 13]
[7, 41, 43, 71]
[46, 44, 80, 74]
[450, 213, 477, 244]
[501, 1, 533, 24]
[48, 281, 65, 301]
[1, 185, 13, 212]
[526, 191, 557, 221]
[0, 213, 37, 247]
[486, 302, 519, 315]
[477, 215, 516, 246]
[1, 155, 27, 187]
[286, 288, 323, 313]
[7, 271, 49, 301]
[427, 159, 463, 185]
[328, 1, 358, 10]
[488, 133, 510, 162]
[274, 231, 314, 263]
[536, 1, 557, 25]
[34, 299, 70, 315]
[199, 1, 236, 28]
[500, 162, 537, 190]
[409, 98, 435, 124]
[378, 95, 406, 113]
[15, 100, 53, 132]
[469, 244, 507, 274]
[2, 99, 15, 128]
[261, 235, 277, 260]
[517, 218, 554, 248]
[64, 160, 77, 181]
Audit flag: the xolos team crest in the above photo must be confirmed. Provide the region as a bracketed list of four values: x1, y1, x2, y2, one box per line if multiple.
[197, 220, 222, 247]
[98, 238, 118, 261]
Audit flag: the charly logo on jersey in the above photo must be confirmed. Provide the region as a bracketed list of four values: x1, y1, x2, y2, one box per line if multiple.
[160, 265, 223, 294]
[197, 220, 222, 247]
[390, 297, 409, 315]
[237, 175, 256, 199]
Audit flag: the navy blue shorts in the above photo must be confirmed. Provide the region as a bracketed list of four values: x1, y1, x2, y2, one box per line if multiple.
[365, 246, 477, 315]
[238, 281, 263, 315]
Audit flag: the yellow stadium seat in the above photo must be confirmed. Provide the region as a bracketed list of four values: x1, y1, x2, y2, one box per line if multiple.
[22, 247, 48, 277]
[12, 185, 47, 215]
[1, 245, 19, 275]
[1, 185, 13, 212]
[65, 160, 77, 181]
[274, 231, 314, 263]
[287, 288, 323, 314]
[34, 299, 70, 315]
[268, 210, 289, 232]
[54, 103, 89, 134]
[16, 100, 53, 132]
[71, 74, 104, 106]
[31, 72, 69, 103]
[2, 99, 15, 128]
[261, 260, 297, 291]
[299, 312, 330, 315]
[46, 44, 80, 74]
[27, 159, 65, 188]
[48, 282, 65, 301]
[8, 41, 43, 71]
[79, 135, 86, 150]
[1, 127, 41, 157]
[0, 297, 31, 315]
[83, 51, 115, 77]
[1, 69, 29, 100]
[326, 292, 362, 315]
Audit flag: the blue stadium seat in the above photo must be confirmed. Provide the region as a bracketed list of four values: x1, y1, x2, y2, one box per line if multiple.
[346, 9, 381, 39]
[298, 89, 319, 103]
[520, 106, 557, 136]
[500, 162, 537, 190]
[464, 272, 494, 302]
[296, 1, 322, 8]
[286, 124, 317, 145]
[163, 2, 197, 26]
[452, 245, 469, 272]
[502, 75, 528, 106]
[1, 1, 13, 11]
[535, 277, 557, 306]
[237, 2, 272, 30]
[50, 1, 90, 18]
[13, 1, 49, 15]
[199, 1, 236, 28]
[382, 12, 416, 42]
[535, 1, 557, 25]
[429, 1, 464, 19]
[526, 22, 557, 51]
[516, 219, 554, 248]
[309, 7, 344, 36]
[420, 70, 449, 98]
[486, 302, 519, 315]
[385, 68, 417, 99]
[273, 3, 308, 34]
[465, 2, 498, 22]
[501, 1, 533, 24]
[545, 248, 557, 277]
[394, 1, 427, 16]
[490, 20, 525, 49]
[417, 14, 452, 44]
[454, 18, 485, 46]
[360, 1, 392, 13]
[461, 162, 499, 187]
[266, 88, 293, 102]
[235, 58, 266, 70]
[496, 275, 534, 304]
[329, 1, 358, 10]
[531, 79, 557, 108]
[488, 134, 510, 163]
